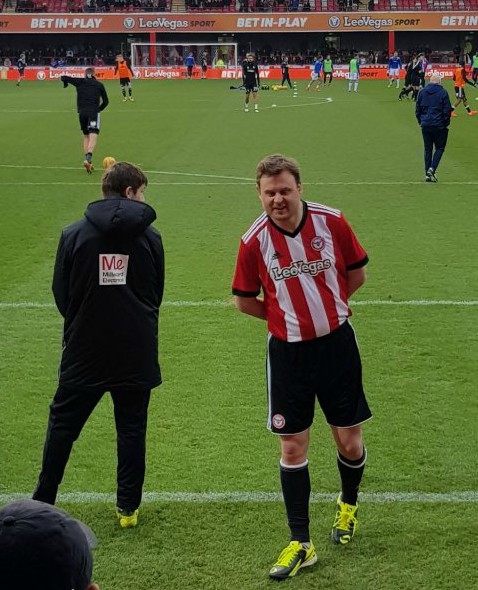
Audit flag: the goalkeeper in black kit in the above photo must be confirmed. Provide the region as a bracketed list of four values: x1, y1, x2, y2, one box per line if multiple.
[243, 53, 260, 113]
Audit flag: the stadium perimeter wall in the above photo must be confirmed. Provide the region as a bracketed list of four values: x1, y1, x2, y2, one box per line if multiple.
[1, 10, 476, 79]
[0, 63, 465, 81]
[0, 30, 473, 53]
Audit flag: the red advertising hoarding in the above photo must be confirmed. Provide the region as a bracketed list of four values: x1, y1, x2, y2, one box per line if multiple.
[1, 65, 460, 82]
[0, 11, 477, 33]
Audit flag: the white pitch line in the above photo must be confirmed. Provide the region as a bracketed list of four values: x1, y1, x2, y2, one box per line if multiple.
[1, 491, 477, 504]
[0, 182, 478, 186]
[1, 177, 477, 188]
[0, 164, 253, 182]
[0, 301, 229, 309]
[0, 182, 253, 186]
[351, 300, 478, 306]
[263, 98, 333, 110]
[304, 181, 478, 186]
[0, 300, 477, 310]
[1, 110, 73, 113]
[0, 164, 477, 186]
[145, 170, 253, 181]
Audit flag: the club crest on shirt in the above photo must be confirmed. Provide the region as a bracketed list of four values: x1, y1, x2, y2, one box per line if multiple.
[311, 236, 326, 251]
[272, 414, 285, 429]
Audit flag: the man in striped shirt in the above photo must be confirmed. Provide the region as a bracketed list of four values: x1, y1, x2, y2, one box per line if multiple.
[232, 155, 371, 580]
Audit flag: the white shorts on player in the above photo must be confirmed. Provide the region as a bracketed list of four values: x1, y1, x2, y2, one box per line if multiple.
[388, 67, 400, 87]
[310, 72, 319, 81]
[348, 72, 359, 92]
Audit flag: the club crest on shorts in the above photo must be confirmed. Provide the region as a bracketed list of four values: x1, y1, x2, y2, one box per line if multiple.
[272, 414, 286, 429]
[311, 236, 325, 251]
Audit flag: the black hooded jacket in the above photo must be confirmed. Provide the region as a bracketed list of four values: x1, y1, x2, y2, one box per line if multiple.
[416, 83, 452, 128]
[53, 198, 164, 390]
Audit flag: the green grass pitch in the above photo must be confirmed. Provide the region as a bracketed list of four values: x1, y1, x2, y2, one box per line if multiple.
[0, 78, 477, 589]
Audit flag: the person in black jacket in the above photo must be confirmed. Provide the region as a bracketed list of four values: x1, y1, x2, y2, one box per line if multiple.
[281, 57, 292, 88]
[61, 67, 109, 174]
[33, 162, 164, 529]
[416, 74, 452, 183]
[399, 54, 422, 101]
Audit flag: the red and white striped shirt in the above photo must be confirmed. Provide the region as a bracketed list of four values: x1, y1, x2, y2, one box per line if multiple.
[232, 201, 368, 342]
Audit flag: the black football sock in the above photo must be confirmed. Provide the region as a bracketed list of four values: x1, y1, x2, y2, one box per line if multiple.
[466, 105, 471, 112]
[280, 460, 311, 543]
[86, 152, 92, 163]
[337, 448, 367, 505]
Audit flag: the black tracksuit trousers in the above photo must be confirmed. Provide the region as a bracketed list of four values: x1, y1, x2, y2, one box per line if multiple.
[33, 385, 151, 511]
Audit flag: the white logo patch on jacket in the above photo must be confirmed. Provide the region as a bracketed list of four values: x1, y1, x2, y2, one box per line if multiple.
[99, 254, 129, 285]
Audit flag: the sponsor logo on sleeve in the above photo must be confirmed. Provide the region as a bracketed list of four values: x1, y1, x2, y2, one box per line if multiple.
[99, 254, 129, 285]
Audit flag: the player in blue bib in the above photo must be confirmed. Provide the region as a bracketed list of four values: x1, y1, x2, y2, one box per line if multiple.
[388, 51, 402, 89]
[306, 57, 323, 92]
[185, 53, 195, 79]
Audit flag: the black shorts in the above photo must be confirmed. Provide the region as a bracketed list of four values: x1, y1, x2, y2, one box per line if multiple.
[79, 111, 101, 135]
[411, 73, 421, 86]
[454, 86, 466, 99]
[266, 321, 372, 434]
[323, 71, 333, 80]
[187, 65, 193, 75]
[119, 77, 131, 86]
[201, 65, 207, 72]
[245, 83, 259, 93]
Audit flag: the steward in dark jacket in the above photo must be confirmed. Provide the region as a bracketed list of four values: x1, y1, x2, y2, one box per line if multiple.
[34, 162, 164, 526]
[415, 75, 452, 182]
[416, 80, 452, 128]
[54, 196, 164, 390]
